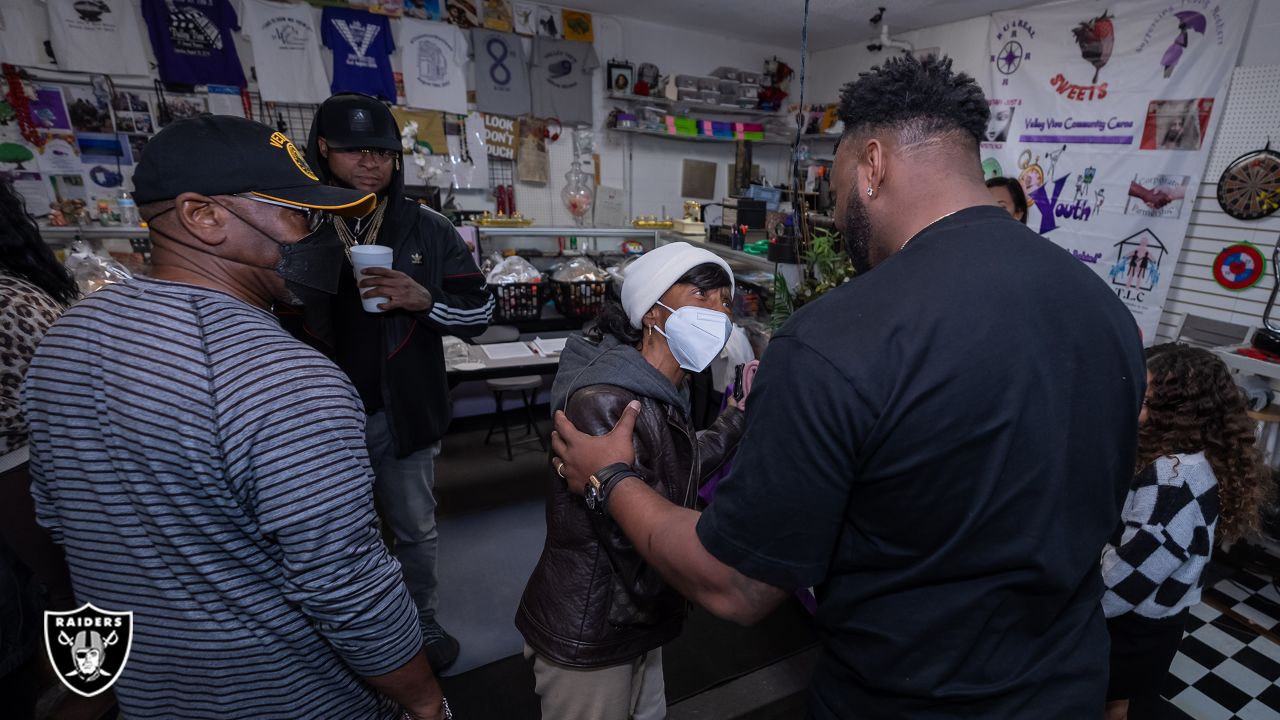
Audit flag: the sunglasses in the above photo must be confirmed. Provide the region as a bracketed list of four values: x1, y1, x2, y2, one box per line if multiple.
[235, 194, 328, 233]
[331, 147, 398, 161]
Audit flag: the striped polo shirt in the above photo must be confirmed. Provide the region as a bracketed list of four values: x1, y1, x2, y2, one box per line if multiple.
[23, 277, 421, 719]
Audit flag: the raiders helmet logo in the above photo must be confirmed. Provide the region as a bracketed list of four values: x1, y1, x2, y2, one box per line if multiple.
[45, 604, 134, 697]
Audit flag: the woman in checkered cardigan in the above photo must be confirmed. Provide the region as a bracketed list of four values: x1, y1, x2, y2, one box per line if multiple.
[1102, 343, 1274, 720]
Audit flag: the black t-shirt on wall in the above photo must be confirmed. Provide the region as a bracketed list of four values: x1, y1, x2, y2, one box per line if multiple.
[697, 206, 1145, 719]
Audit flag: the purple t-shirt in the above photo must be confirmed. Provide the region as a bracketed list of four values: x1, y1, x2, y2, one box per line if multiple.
[141, 0, 246, 87]
[321, 7, 396, 101]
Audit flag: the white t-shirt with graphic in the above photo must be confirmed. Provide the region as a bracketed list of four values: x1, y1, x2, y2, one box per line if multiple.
[47, 0, 150, 75]
[399, 18, 470, 115]
[241, 0, 329, 104]
[0, 0, 52, 67]
[530, 36, 598, 125]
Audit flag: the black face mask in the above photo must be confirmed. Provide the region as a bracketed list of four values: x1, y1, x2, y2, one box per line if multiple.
[149, 202, 346, 307]
[271, 222, 346, 306]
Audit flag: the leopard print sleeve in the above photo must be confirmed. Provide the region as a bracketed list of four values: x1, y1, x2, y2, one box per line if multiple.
[1, 274, 66, 460]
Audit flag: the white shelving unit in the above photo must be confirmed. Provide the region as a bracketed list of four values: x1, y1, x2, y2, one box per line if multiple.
[472, 226, 663, 255]
[472, 226, 661, 240]
[605, 93, 780, 117]
[657, 231, 775, 273]
[40, 225, 149, 242]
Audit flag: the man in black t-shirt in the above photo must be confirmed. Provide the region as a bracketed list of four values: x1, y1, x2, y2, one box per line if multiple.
[551, 56, 1145, 719]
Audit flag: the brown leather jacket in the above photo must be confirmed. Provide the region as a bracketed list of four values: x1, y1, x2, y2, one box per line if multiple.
[516, 385, 744, 668]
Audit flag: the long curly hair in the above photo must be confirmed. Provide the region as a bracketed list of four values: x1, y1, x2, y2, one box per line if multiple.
[1139, 343, 1273, 543]
[1, 179, 78, 306]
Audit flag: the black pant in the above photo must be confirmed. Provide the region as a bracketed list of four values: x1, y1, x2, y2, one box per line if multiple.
[1106, 610, 1189, 719]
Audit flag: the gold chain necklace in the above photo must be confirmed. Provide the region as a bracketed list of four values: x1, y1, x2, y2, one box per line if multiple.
[898, 208, 964, 253]
[334, 199, 388, 253]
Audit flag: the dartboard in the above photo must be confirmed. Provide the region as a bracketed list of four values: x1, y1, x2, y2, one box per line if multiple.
[1212, 242, 1266, 291]
[1217, 145, 1280, 220]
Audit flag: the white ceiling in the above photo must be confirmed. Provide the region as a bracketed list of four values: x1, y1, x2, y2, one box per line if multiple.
[567, 0, 1036, 51]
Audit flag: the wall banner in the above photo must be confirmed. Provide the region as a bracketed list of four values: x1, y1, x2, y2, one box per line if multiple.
[983, 0, 1252, 343]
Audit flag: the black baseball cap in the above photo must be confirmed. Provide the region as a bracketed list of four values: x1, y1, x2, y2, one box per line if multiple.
[316, 93, 402, 152]
[132, 115, 376, 216]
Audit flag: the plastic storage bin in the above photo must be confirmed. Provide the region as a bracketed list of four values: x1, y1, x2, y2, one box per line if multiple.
[552, 280, 613, 319]
[488, 282, 544, 322]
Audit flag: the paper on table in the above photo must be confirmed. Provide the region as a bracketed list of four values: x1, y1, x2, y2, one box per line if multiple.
[533, 336, 568, 355]
[481, 342, 536, 360]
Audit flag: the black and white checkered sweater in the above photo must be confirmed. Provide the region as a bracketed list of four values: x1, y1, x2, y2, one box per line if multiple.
[1101, 452, 1220, 619]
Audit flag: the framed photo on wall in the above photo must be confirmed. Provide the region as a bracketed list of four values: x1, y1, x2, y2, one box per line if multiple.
[607, 61, 634, 95]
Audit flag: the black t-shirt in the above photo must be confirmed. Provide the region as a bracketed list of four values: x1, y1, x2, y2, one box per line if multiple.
[697, 206, 1145, 719]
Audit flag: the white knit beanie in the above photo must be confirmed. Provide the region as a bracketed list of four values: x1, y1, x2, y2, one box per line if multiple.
[620, 242, 735, 328]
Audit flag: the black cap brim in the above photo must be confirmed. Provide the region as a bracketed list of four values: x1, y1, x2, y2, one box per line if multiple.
[249, 184, 377, 218]
[323, 136, 403, 153]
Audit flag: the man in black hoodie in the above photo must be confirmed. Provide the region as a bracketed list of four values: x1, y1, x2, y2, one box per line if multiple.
[300, 93, 493, 672]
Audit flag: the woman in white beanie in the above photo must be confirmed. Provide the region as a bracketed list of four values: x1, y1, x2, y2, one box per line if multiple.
[516, 243, 748, 720]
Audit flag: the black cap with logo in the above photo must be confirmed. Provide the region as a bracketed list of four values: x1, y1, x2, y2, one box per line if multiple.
[132, 115, 376, 217]
[316, 93, 402, 152]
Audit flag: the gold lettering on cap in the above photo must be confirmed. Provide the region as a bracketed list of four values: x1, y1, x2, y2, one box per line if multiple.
[268, 131, 318, 182]
[288, 142, 319, 182]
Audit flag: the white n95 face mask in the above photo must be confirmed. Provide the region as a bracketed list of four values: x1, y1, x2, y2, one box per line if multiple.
[653, 301, 733, 372]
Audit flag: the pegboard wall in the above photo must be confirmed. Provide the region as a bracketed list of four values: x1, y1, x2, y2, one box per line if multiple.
[1155, 64, 1280, 347]
[1205, 65, 1280, 177]
[511, 132, 582, 229]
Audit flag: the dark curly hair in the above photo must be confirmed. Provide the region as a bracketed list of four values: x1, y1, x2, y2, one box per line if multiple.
[1139, 343, 1273, 543]
[838, 54, 989, 153]
[589, 262, 732, 347]
[1, 179, 78, 306]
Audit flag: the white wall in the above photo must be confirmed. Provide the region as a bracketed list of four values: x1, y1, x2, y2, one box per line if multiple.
[580, 14, 800, 221]
[808, 0, 1280, 102]
[1240, 0, 1280, 67]
[806, 16, 991, 103]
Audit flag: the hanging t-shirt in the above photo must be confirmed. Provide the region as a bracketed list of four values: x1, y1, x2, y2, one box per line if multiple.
[322, 7, 395, 101]
[530, 36, 597, 125]
[399, 18, 469, 115]
[46, 0, 150, 76]
[0, 0, 52, 67]
[141, 0, 246, 87]
[471, 29, 530, 117]
[240, 0, 329, 105]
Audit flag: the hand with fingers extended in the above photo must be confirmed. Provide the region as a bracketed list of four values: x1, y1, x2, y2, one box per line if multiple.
[551, 400, 641, 496]
[358, 267, 433, 313]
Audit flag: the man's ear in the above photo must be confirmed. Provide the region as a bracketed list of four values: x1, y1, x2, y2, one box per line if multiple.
[173, 192, 229, 247]
[318, 137, 330, 159]
[859, 138, 886, 198]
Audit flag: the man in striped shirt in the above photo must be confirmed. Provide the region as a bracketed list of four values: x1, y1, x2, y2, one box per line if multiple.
[23, 116, 449, 719]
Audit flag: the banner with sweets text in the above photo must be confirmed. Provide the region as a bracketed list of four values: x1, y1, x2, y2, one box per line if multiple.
[983, 0, 1251, 343]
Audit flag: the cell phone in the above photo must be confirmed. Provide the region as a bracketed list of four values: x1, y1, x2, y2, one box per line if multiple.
[733, 364, 745, 402]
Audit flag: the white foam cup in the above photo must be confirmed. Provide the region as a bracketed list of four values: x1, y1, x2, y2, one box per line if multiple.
[349, 245, 394, 313]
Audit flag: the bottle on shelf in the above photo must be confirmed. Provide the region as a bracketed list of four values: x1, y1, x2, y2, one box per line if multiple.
[118, 191, 139, 226]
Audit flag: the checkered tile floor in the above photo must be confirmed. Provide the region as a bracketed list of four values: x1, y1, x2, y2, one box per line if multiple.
[1159, 556, 1280, 720]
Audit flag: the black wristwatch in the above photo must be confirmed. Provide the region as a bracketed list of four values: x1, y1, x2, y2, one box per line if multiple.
[585, 463, 637, 516]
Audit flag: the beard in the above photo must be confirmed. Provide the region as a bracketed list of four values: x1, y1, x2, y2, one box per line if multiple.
[838, 189, 875, 275]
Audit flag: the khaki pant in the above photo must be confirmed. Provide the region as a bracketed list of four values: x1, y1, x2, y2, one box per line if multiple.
[523, 644, 667, 720]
